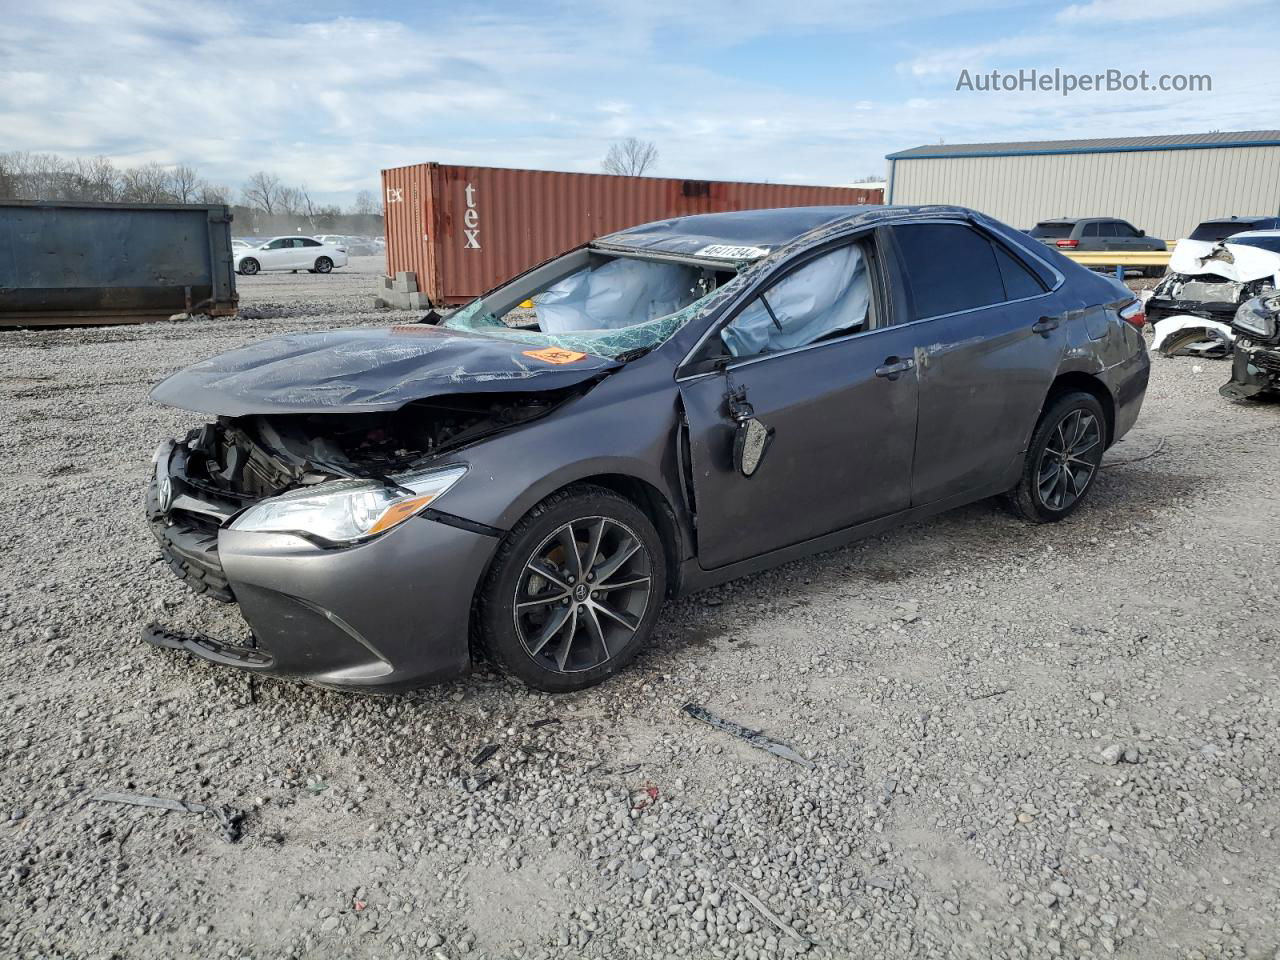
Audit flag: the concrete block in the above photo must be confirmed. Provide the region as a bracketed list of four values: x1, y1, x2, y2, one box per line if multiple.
[408, 291, 430, 309]
[393, 271, 418, 293]
[379, 275, 396, 292]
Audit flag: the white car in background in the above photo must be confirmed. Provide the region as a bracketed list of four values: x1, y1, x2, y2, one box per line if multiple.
[235, 237, 349, 276]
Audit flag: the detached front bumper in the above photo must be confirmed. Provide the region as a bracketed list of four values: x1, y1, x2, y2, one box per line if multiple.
[1221, 340, 1280, 401]
[146, 443, 499, 691]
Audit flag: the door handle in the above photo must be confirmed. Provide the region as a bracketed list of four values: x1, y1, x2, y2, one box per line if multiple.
[1032, 316, 1060, 336]
[875, 357, 915, 380]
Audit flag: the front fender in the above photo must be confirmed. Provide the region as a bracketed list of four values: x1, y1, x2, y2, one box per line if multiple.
[431, 359, 690, 543]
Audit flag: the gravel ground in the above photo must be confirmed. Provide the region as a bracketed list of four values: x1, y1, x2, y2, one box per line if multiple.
[2, 257, 1278, 960]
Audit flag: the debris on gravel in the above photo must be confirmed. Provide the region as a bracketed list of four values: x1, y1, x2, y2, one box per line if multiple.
[2, 261, 1279, 959]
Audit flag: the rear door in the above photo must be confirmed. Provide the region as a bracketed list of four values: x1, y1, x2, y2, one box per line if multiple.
[886, 221, 1066, 506]
[298, 237, 325, 266]
[288, 238, 311, 268]
[677, 233, 920, 569]
[1079, 221, 1102, 251]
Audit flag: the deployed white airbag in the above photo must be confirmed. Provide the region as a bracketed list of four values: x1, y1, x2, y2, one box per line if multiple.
[721, 244, 868, 357]
[534, 259, 700, 333]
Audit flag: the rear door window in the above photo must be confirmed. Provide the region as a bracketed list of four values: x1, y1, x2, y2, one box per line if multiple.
[300, 238, 322, 247]
[993, 244, 1047, 300]
[891, 223, 1007, 320]
[1099, 222, 1119, 238]
[1083, 223, 1101, 238]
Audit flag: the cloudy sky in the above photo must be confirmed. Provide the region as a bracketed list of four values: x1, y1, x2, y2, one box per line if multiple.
[2, 0, 1276, 204]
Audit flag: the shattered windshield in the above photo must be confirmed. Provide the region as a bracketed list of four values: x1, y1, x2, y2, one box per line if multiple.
[444, 253, 747, 359]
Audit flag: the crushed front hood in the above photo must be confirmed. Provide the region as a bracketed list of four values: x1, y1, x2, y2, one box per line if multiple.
[150, 325, 622, 416]
[1169, 240, 1280, 283]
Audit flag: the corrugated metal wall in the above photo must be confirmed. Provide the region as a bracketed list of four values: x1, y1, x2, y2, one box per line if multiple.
[381, 163, 882, 304]
[888, 146, 1280, 241]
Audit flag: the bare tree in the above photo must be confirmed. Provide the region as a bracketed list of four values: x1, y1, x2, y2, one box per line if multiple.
[0, 153, 14, 199]
[119, 162, 175, 203]
[1, 152, 73, 200]
[71, 155, 120, 201]
[602, 137, 658, 176]
[276, 185, 305, 217]
[198, 182, 231, 205]
[352, 189, 378, 216]
[170, 164, 201, 203]
[243, 170, 283, 215]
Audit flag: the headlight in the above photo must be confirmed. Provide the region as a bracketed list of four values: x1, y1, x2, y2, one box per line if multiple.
[230, 466, 467, 543]
[1233, 296, 1279, 339]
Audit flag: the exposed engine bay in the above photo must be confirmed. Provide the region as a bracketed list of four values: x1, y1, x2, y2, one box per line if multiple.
[177, 387, 584, 504]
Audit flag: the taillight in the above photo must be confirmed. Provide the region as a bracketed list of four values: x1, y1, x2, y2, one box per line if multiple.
[1056, 238, 1078, 248]
[1119, 298, 1145, 328]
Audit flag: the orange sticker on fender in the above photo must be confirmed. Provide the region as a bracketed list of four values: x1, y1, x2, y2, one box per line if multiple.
[522, 347, 588, 365]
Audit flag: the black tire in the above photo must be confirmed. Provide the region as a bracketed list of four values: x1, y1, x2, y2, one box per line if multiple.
[478, 484, 667, 692]
[1006, 391, 1106, 523]
[239, 258, 259, 276]
[1145, 266, 1165, 279]
[314, 257, 333, 274]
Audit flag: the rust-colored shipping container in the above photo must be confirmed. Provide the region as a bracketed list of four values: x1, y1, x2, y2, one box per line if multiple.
[380, 163, 883, 305]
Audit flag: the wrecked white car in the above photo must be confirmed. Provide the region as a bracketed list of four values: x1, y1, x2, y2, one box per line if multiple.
[1148, 230, 1280, 358]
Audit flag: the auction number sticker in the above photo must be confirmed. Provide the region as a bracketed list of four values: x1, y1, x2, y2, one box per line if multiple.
[522, 347, 588, 365]
[695, 244, 769, 260]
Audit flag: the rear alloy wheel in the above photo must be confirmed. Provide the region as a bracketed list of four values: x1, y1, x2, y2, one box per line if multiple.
[479, 486, 666, 692]
[314, 257, 333, 274]
[1007, 391, 1106, 523]
[239, 258, 260, 276]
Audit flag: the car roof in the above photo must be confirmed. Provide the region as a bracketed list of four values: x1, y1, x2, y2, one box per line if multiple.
[1034, 217, 1126, 225]
[1198, 216, 1280, 225]
[1229, 229, 1280, 239]
[594, 204, 969, 261]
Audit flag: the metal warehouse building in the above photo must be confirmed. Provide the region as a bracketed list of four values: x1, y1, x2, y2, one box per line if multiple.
[885, 130, 1280, 242]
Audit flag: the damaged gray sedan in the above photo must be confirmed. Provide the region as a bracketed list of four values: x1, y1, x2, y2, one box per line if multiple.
[146, 204, 1150, 692]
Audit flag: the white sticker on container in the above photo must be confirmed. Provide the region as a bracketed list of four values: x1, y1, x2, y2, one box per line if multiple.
[696, 244, 769, 260]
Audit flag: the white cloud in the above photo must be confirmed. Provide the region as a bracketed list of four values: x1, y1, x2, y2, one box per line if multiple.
[0, 0, 1274, 204]
[1055, 0, 1263, 23]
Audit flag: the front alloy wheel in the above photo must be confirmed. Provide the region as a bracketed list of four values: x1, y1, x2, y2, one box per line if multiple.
[515, 517, 653, 674]
[479, 485, 667, 691]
